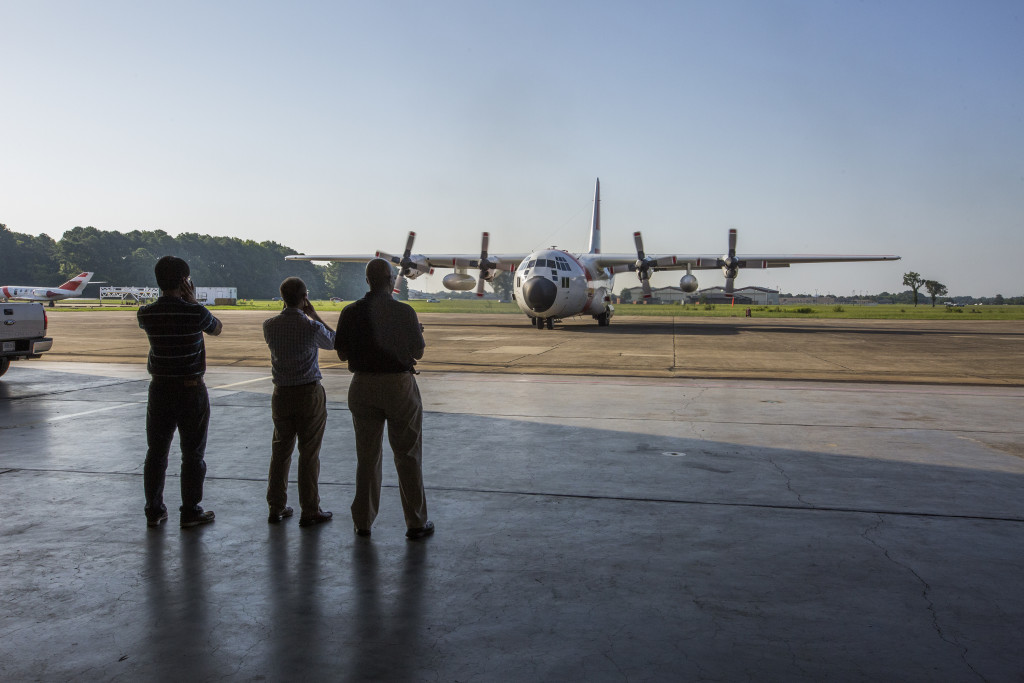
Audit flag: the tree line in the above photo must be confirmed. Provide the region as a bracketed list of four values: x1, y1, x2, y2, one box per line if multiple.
[0, 224, 368, 300]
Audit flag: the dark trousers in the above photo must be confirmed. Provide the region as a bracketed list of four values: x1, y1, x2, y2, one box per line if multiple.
[267, 382, 327, 516]
[144, 379, 210, 515]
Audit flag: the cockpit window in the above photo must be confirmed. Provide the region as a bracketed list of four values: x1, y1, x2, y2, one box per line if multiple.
[527, 260, 536, 268]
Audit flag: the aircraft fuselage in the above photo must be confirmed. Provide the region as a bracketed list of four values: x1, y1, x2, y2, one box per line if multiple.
[512, 249, 613, 325]
[1, 286, 73, 302]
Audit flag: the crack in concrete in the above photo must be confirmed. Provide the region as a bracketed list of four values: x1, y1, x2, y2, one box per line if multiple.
[767, 457, 811, 507]
[860, 515, 985, 682]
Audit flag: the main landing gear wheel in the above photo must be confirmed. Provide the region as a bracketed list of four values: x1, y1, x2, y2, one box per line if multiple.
[596, 311, 611, 326]
[545, 317, 554, 330]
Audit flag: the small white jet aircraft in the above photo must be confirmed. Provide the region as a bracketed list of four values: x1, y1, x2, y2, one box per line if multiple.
[286, 180, 900, 328]
[1, 272, 96, 306]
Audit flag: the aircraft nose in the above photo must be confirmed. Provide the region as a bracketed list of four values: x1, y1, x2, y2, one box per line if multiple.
[522, 276, 557, 312]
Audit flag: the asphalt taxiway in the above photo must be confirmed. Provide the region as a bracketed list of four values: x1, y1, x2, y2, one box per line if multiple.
[2, 314, 1023, 680]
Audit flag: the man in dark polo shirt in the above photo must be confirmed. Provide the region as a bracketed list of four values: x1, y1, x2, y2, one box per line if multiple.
[335, 258, 433, 539]
[138, 256, 223, 528]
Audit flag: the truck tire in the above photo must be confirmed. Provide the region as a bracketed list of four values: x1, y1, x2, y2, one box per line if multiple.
[0, 357, 10, 377]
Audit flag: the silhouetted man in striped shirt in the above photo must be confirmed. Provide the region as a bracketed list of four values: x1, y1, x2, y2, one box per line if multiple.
[138, 256, 223, 528]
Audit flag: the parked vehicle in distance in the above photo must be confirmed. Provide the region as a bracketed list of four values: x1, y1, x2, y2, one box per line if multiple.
[1, 302, 53, 377]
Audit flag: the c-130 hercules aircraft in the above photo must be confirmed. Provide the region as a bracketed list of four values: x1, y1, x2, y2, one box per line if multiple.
[286, 180, 900, 329]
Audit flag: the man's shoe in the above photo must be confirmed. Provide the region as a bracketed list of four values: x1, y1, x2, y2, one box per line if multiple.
[299, 510, 333, 527]
[354, 526, 371, 537]
[268, 506, 294, 523]
[405, 521, 435, 540]
[146, 509, 168, 528]
[180, 507, 215, 528]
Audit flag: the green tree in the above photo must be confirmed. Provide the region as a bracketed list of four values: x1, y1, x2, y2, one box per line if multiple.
[56, 226, 135, 281]
[490, 271, 513, 301]
[924, 280, 948, 307]
[322, 262, 366, 301]
[619, 287, 633, 303]
[0, 224, 61, 282]
[902, 272, 925, 307]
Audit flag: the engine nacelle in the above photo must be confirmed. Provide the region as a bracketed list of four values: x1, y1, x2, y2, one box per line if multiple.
[442, 272, 477, 291]
[679, 274, 699, 293]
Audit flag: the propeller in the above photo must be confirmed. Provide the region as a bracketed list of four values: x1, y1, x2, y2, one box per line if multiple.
[718, 228, 740, 296]
[475, 232, 498, 298]
[633, 232, 655, 299]
[614, 232, 677, 299]
[376, 231, 432, 296]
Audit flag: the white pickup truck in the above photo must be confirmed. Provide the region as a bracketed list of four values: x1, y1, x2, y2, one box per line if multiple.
[1, 302, 53, 377]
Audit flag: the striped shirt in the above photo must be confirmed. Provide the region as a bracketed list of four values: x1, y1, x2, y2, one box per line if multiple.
[263, 307, 336, 386]
[138, 296, 221, 378]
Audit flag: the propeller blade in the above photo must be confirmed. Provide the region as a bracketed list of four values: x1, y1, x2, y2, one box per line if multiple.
[480, 231, 489, 260]
[633, 231, 645, 260]
[392, 271, 405, 298]
[633, 230, 656, 289]
[475, 277, 486, 298]
[375, 250, 400, 266]
[403, 231, 416, 258]
[719, 229, 740, 293]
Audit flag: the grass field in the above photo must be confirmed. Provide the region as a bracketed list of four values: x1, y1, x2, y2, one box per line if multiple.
[54, 299, 1024, 320]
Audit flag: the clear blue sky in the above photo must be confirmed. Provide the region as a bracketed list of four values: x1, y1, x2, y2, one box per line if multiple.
[2, 1, 1022, 296]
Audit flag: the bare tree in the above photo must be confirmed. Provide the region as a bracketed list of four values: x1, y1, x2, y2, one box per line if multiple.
[924, 280, 948, 307]
[903, 272, 924, 307]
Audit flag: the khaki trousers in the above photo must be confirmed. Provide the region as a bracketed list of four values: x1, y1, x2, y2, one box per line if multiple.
[267, 382, 327, 516]
[347, 372, 427, 530]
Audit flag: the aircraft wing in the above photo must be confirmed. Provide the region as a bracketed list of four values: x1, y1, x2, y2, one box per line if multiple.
[285, 254, 378, 262]
[285, 253, 527, 270]
[668, 253, 900, 271]
[592, 253, 901, 272]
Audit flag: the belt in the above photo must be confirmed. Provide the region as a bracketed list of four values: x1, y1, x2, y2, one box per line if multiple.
[276, 380, 321, 388]
[352, 370, 416, 376]
[151, 376, 204, 387]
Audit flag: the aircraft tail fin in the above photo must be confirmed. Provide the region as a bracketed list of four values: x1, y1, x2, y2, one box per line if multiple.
[587, 178, 601, 254]
[57, 272, 94, 294]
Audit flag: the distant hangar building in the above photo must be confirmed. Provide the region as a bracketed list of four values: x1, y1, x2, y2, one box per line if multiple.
[620, 285, 779, 305]
[693, 286, 779, 305]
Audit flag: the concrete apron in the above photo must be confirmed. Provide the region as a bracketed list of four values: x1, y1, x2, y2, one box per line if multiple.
[1, 362, 1023, 681]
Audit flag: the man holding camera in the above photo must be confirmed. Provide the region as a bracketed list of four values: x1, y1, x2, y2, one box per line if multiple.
[138, 256, 223, 528]
[263, 277, 336, 527]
